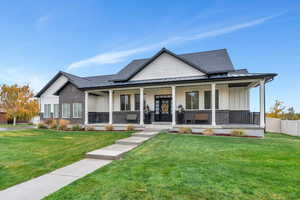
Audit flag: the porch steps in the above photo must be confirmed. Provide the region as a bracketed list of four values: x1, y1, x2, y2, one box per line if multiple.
[85, 131, 159, 160]
[133, 131, 159, 137]
[86, 144, 138, 160]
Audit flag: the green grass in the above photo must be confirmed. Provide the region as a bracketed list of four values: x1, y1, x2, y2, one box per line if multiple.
[45, 133, 300, 200]
[0, 123, 33, 128]
[0, 129, 132, 190]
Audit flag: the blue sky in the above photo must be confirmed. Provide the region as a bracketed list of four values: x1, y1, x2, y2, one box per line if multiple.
[0, 0, 299, 112]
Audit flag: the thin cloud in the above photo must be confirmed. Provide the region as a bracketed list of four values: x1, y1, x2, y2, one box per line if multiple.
[67, 13, 284, 71]
[36, 15, 52, 30]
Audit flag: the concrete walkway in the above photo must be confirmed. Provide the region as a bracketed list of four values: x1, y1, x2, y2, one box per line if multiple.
[0, 126, 36, 131]
[0, 130, 159, 200]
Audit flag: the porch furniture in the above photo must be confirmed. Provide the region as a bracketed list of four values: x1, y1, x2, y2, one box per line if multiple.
[126, 114, 138, 123]
[194, 113, 209, 124]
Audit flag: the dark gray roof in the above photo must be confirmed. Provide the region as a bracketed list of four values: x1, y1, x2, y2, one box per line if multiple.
[36, 48, 277, 97]
[79, 73, 277, 89]
[113, 48, 234, 81]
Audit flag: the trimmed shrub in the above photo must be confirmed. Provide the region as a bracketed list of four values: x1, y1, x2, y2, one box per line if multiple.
[85, 125, 95, 131]
[179, 127, 192, 134]
[202, 128, 214, 136]
[72, 124, 82, 131]
[44, 119, 54, 126]
[231, 129, 245, 137]
[58, 119, 70, 131]
[37, 123, 47, 129]
[105, 125, 114, 131]
[49, 120, 58, 129]
[126, 124, 135, 131]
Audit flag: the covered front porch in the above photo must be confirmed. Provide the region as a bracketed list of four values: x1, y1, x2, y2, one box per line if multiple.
[84, 78, 266, 130]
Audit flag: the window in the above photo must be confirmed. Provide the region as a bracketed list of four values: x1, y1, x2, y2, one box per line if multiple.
[53, 104, 59, 118]
[62, 103, 71, 118]
[44, 104, 51, 118]
[73, 103, 82, 118]
[204, 90, 219, 109]
[134, 94, 146, 111]
[120, 94, 131, 111]
[186, 91, 199, 109]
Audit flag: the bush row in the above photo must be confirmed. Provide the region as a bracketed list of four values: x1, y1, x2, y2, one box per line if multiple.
[37, 119, 136, 131]
[178, 127, 245, 136]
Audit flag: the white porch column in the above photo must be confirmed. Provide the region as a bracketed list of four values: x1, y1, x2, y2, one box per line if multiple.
[140, 88, 144, 126]
[84, 91, 88, 125]
[172, 85, 176, 126]
[211, 83, 216, 126]
[109, 89, 113, 125]
[259, 80, 265, 128]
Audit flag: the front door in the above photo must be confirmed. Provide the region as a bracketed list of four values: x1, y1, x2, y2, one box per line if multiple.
[155, 95, 172, 122]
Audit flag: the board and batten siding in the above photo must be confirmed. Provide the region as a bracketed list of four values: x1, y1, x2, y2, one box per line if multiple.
[229, 87, 250, 110]
[40, 75, 68, 113]
[88, 94, 109, 112]
[130, 53, 205, 81]
[88, 85, 250, 112]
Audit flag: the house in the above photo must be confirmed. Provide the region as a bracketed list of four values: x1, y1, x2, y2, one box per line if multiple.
[36, 48, 277, 136]
[0, 109, 7, 124]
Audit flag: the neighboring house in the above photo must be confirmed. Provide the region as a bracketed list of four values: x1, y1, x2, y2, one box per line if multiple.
[0, 109, 7, 124]
[36, 48, 277, 136]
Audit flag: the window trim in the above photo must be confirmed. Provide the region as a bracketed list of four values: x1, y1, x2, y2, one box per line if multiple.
[120, 94, 131, 111]
[72, 103, 82, 118]
[185, 91, 199, 110]
[44, 104, 51, 118]
[62, 103, 71, 118]
[204, 89, 219, 110]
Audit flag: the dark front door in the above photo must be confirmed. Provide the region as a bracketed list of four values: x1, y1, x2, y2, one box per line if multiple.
[155, 95, 172, 122]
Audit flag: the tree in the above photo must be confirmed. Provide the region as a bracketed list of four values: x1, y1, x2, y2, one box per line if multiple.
[267, 100, 285, 119]
[0, 84, 39, 125]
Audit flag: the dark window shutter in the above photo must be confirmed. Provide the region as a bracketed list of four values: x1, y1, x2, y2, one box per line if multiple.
[135, 94, 140, 111]
[216, 90, 219, 109]
[204, 91, 211, 109]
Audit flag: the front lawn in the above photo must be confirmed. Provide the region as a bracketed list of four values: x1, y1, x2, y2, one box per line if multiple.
[46, 133, 300, 200]
[0, 129, 132, 190]
[0, 123, 33, 128]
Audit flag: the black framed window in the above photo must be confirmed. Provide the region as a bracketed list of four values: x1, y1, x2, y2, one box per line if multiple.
[204, 90, 219, 109]
[135, 94, 140, 111]
[186, 91, 199, 109]
[120, 94, 131, 111]
[135, 94, 146, 111]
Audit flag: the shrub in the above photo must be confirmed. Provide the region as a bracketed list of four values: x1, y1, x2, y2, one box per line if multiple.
[85, 125, 95, 131]
[179, 127, 192, 134]
[105, 124, 114, 131]
[231, 129, 245, 137]
[202, 128, 214, 136]
[58, 119, 70, 131]
[44, 119, 54, 126]
[126, 124, 135, 131]
[37, 123, 47, 129]
[49, 120, 58, 129]
[72, 124, 82, 131]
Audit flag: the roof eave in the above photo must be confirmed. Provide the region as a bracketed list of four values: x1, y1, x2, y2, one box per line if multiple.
[80, 73, 277, 90]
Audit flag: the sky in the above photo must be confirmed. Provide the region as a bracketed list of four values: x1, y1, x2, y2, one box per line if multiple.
[0, 0, 299, 112]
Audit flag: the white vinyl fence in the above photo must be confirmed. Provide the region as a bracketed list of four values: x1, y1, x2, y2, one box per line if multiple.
[266, 117, 300, 136]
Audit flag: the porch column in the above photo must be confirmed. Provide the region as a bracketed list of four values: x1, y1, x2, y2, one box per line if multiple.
[84, 91, 88, 125]
[109, 89, 113, 124]
[211, 83, 216, 126]
[140, 88, 144, 126]
[259, 80, 265, 128]
[172, 85, 176, 126]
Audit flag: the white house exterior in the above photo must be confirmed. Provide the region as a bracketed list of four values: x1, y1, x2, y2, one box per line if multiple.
[36, 48, 277, 136]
